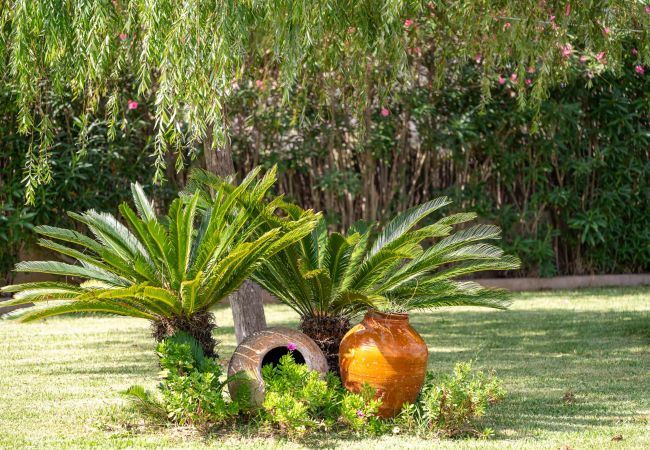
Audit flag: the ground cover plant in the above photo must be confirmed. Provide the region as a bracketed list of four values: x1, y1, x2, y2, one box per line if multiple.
[1, 287, 648, 449]
[0, 178, 317, 355]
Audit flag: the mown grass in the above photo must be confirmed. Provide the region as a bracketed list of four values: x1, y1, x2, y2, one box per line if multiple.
[1, 287, 649, 449]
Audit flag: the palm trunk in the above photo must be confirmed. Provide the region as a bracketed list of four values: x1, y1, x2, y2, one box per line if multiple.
[299, 315, 351, 376]
[152, 311, 218, 358]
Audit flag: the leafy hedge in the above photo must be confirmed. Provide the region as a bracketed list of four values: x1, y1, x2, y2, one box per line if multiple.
[0, 89, 176, 283]
[2, 60, 648, 278]
[229, 62, 650, 276]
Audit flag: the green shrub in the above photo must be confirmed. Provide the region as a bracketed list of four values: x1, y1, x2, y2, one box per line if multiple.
[259, 352, 382, 436]
[124, 333, 244, 432]
[396, 362, 505, 439]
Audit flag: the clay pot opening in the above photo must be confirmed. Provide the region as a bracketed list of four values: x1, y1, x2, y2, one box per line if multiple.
[366, 309, 409, 321]
[261, 346, 306, 368]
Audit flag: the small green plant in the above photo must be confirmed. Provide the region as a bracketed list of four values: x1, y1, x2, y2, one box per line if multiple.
[259, 352, 382, 436]
[124, 333, 245, 432]
[396, 362, 505, 439]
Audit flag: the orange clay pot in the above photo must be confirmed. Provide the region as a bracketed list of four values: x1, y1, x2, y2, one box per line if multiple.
[339, 310, 428, 418]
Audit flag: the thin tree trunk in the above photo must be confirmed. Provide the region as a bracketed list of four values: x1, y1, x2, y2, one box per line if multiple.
[203, 126, 267, 344]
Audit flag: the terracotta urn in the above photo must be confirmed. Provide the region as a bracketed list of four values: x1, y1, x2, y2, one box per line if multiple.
[339, 310, 428, 418]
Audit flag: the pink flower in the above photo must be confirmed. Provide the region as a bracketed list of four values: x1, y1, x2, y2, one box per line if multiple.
[565, 3, 571, 16]
[525, 79, 532, 86]
[255, 79, 263, 89]
[475, 53, 482, 64]
[596, 51, 606, 62]
[579, 55, 588, 63]
[404, 19, 413, 28]
[510, 73, 518, 83]
[381, 107, 390, 117]
[550, 15, 556, 22]
[603, 26, 610, 35]
[632, 48, 639, 56]
[287, 342, 297, 351]
[561, 44, 573, 58]
[119, 33, 127, 41]
[356, 409, 365, 418]
[635, 65, 645, 75]
[503, 22, 512, 30]
[527, 66, 536, 74]
[498, 75, 506, 85]
[646, 6, 650, 14]
[127, 100, 138, 110]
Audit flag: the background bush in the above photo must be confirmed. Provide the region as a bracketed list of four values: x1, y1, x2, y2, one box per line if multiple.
[0, 88, 177, 283]
[2, 61, 648, 279]
[228, 63, 650, 277]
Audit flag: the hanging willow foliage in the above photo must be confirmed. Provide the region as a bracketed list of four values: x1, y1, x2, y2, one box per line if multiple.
[1, 1, 648, 203]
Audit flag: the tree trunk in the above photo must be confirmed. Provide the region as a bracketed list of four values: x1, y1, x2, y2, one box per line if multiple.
[203, 126, 267, 344]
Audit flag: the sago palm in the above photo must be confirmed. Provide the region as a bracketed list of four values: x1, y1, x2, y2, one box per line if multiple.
[1, 175, 318, 357]
[189, 168, 521, 371]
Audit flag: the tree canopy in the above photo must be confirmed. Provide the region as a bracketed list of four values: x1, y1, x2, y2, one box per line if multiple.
[1, 1, 648, 203]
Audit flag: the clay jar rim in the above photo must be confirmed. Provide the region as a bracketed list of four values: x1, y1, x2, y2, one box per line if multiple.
[365, 309, 409, 322]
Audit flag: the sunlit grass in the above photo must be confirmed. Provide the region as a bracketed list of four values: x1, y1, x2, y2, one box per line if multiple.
[1, 287, 649, 449]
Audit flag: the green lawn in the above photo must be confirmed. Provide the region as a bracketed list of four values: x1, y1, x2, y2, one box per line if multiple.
[1, 287, 649, 449]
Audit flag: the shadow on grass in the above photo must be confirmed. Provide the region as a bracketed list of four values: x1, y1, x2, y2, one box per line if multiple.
[409, 307, 649, 435]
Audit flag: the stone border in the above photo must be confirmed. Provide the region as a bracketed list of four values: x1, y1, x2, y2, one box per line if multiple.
[476, 274, 650, 291]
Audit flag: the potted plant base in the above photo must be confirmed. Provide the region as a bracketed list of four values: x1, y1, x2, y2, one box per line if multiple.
[339, 310, 428, 418]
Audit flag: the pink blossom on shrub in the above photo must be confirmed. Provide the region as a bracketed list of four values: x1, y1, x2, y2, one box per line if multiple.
[287, 343, 297, 351]
[381, 107, 390, 117]
[635, 65, 645, 75]
[565, 3, 571, 16]
[119, 33, 127, 41]
[404, 19, 413, 28]
[561, 44, 573, 58]
[498, 75, 506, 85]
[127, 100, 138, 110]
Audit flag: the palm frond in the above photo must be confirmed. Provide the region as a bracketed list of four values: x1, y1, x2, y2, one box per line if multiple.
[369, 197, 452, 257]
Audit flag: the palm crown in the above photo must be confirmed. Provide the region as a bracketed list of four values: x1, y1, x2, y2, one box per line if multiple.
[189, 168, 521, 368]
[1, 174, 318, 356]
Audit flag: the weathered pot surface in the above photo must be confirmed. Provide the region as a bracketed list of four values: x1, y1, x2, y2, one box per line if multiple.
[339, 309, 428, 418]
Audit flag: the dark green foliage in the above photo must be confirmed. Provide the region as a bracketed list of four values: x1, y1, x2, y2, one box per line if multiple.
[396, 362, 505, 439]
[124, 332, 244, 431]
[230, 61, 650, 277]
[0, 88, 175, 283]
[259, 353, 382, 436]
